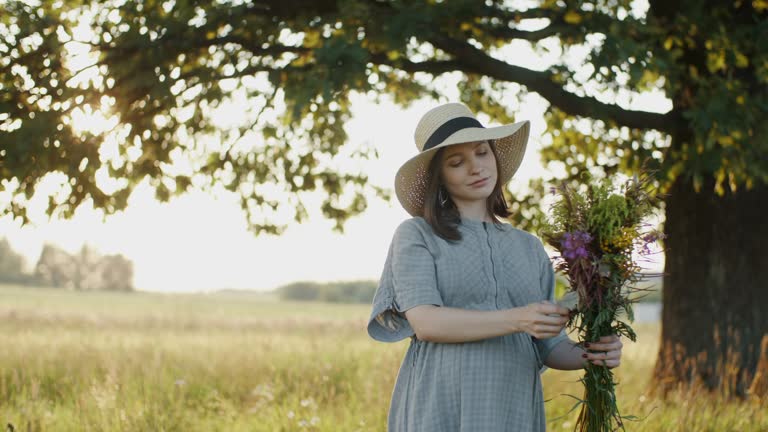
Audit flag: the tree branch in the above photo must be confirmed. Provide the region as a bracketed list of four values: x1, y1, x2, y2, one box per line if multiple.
[251, 0, 339, 17]
[367, 53, 462, 74]
[64, 61, 103, 86]
[210, 36, 311, 57]
[474, 5, 562, 41]
[426, 35, 681, 133]
[478, 24, 565, 42]
[478, 5, 559, 22]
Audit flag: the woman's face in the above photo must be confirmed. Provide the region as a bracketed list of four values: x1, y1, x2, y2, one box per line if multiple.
[439, 140, 498, 206]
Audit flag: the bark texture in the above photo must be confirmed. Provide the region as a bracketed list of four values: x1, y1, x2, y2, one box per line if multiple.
[654, 175, 768, 397]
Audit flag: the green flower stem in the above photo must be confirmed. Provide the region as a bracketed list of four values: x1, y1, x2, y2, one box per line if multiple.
[575, 320, 625, 432]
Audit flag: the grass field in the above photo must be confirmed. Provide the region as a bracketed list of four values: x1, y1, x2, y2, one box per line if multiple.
[0, 284, 765, 431]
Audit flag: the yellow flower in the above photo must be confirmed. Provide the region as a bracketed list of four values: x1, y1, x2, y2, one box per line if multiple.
[601, 228, 635, 252]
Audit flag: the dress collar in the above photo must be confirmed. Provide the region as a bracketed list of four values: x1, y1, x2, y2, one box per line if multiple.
[457, 217, 510, 232]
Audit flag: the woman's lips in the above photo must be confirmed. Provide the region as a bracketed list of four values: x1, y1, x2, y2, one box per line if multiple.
[469, 177, 489, 187]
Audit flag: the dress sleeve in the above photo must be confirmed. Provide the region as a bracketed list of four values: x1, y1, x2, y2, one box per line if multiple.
[367, 220, 444, 342]
[531, 236, 569, 369]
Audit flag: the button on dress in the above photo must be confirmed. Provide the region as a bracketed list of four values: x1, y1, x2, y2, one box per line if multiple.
[367, 217, 569, 431]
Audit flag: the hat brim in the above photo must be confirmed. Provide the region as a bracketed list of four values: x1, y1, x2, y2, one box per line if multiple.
[395, 120, 530, 217]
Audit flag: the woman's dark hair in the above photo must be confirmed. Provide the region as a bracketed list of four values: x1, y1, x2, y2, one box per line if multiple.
[423, 140, 513, 241]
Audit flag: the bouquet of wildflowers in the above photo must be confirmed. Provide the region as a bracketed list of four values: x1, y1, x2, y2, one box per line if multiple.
[541, 173, 663, 432]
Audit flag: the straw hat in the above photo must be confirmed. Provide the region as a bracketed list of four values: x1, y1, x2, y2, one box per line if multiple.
[395, 103, 530, 216]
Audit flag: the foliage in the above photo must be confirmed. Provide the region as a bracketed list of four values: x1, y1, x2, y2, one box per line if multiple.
[276, 279, 376, 304]
[0, 0, 391, 235]
[0, 237, 32, 285]
[34, 243, 134, 291]
[2, 1, 765, 234]
[540, 172, 663, 431]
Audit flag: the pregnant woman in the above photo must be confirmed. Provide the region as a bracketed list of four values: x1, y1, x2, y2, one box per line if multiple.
[367, 103, 623, 431]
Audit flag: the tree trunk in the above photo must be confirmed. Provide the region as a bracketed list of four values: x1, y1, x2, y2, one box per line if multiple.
[653, 175, 768, 397]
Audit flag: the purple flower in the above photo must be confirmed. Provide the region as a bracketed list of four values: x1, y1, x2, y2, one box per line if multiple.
[561, 231, 592, 260]
[639, 230, 665, 255]
[641, 231, 665, 243]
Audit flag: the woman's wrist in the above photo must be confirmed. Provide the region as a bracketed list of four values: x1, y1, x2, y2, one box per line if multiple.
[505, 307, 524, 334]
[542, 339, 588, 370]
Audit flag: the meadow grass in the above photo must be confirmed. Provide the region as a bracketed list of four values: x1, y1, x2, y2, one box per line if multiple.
[0, 284, 765, 431]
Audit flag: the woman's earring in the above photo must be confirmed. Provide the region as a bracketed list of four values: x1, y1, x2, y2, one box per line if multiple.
[438, 187, 448, 206]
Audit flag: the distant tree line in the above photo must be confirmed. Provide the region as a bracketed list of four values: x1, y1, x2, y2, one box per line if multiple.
[274, 273, 659, 305]
[0, 238, 134, 291]
[276, 280, 376, 304]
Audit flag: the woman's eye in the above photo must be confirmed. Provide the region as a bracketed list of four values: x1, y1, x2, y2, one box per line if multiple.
[478, 150, 488, 156]
[450, 161, 462, 167]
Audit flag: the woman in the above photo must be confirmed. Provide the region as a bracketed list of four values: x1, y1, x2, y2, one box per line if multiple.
[367, 103, 623, 431]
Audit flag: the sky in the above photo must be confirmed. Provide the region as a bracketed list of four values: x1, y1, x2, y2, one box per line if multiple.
[0, 89, 667, 292]
[0, 2, 666, 292]
[0, 91, 553, 292]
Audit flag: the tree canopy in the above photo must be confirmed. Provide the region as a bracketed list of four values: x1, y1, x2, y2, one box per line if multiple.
[3, 0, 764, 233]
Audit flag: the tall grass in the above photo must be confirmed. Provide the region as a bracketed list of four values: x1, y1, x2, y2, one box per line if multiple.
[0, 284, 765, 431]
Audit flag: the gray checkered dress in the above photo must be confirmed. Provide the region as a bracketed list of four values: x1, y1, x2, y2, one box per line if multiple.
[368, 217, 569, 431]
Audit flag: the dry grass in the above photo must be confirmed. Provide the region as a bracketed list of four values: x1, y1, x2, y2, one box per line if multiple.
[0, 284, 765, 431]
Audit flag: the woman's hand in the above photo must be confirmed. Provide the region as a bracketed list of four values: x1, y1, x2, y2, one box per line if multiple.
[583, 335, 623, 368]
[512, 301, 569, 339]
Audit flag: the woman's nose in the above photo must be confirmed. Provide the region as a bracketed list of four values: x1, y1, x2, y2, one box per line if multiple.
[468, 156, 482, 173]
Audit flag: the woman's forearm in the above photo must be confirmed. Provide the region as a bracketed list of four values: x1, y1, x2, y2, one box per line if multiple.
[404, 305, 521, 343]
[544, 339, 588, 370]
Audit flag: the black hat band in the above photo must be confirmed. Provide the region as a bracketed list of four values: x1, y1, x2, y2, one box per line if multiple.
[422, 117, 484, 151]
